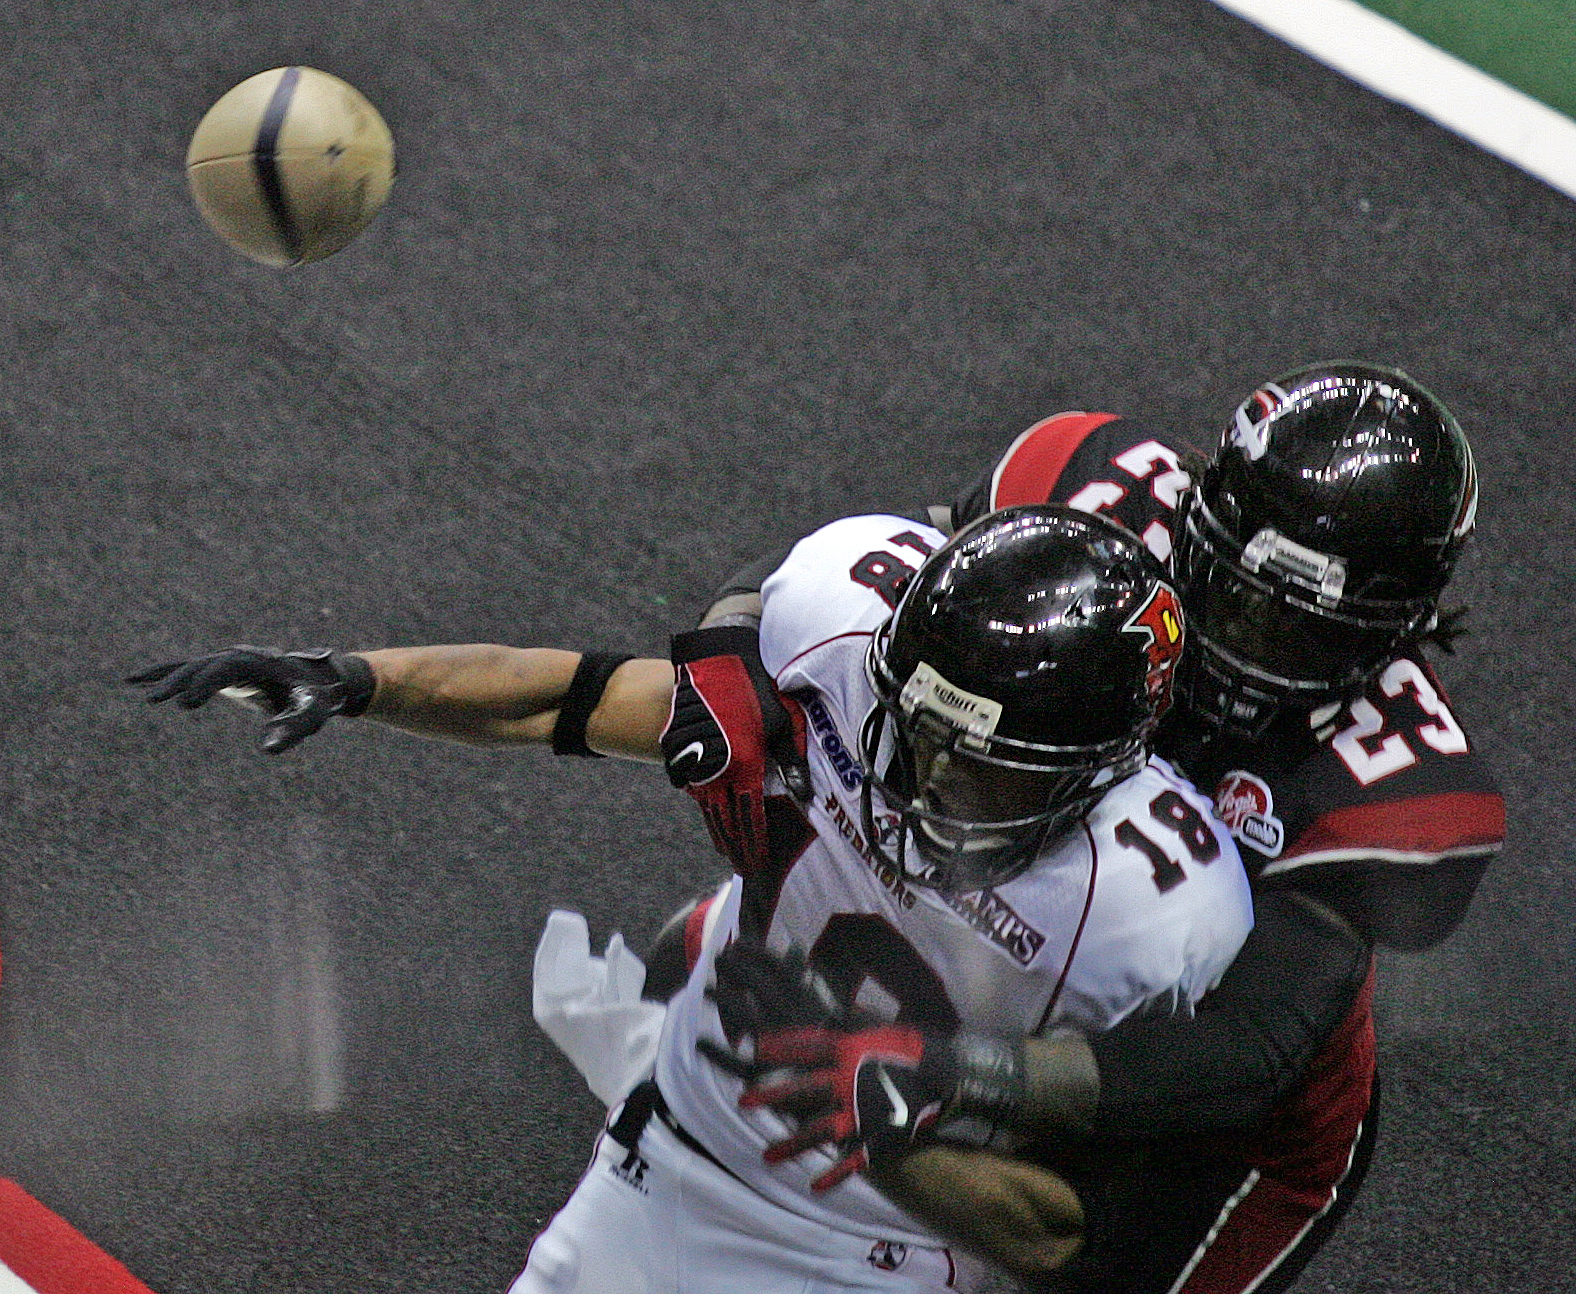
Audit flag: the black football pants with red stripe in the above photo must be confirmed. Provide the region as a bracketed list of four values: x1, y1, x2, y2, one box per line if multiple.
[1049, 963, 1379, 1294]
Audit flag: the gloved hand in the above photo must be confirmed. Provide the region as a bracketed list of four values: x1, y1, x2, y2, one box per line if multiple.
[127, 645, 376, 753]
[661, 625, 811, 873]
[705, 939, 851, 1041]
[695, 938, 1026, 1192]
[704, 1020, 961, 1191]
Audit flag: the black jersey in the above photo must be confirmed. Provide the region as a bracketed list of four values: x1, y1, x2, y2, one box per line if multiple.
[948, 410, 1505, 950]
[947, 409, 1198, 566]
[1166, 662, 1502, 949]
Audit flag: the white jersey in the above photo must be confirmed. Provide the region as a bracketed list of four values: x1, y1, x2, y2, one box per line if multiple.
[656, 514, 1254, 1245]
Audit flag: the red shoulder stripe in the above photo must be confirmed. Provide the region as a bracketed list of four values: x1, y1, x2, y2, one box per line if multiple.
[989, 411, 1121, 510]
[683, 895, 714, 973]
[1276, 791, 1505, 868]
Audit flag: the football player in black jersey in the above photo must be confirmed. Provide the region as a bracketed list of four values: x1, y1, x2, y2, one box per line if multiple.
[659, 362, 1503, 1293]
[125, 362, 1503, 1293]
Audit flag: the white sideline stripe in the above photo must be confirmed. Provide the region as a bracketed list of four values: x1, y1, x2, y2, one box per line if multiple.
[1210, 0, 1576, 202]
[0, 1259, 39, 1294]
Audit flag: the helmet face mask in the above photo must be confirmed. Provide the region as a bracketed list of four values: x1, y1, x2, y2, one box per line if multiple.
[1174, 490, 1436, 733]
[859, 648, 1140, 892]
[857, 506, 1180, 893]
[1173, 362, 1477, 737]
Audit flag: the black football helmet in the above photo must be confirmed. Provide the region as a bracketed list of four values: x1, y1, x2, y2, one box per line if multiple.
[1173, 362, 1478, 736]
[860, 505, 1185, 892]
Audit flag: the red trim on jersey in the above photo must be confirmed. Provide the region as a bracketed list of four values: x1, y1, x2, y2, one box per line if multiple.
[1179, 964, 1377, 1293]
[1283, 791, 1505, 864]
[1177, 1163, 1345, 1294]
[1034, 821, 1099, 1033]
[989, 412, 1121, 510]
[0, 1181, 158, 1294]
[684, 896, 714, 974]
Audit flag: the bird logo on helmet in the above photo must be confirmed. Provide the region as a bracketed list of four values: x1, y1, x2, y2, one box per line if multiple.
[1122, 581, 1185, 723]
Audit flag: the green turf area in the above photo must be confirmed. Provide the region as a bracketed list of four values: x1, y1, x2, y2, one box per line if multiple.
[1359, 1, 1576, 120]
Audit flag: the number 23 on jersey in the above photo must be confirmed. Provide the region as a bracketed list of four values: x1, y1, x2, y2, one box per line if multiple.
[1329, 658, 1469, 786]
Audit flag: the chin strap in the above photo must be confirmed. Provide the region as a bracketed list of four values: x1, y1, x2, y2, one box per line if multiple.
[1415, 603, 1470, 654]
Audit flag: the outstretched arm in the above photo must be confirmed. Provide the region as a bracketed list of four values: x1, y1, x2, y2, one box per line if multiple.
[130, 642, 675, 761]
[359, 645, 674, 758]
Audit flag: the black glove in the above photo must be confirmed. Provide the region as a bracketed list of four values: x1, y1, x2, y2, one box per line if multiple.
[706, 939, 853, 1041]
[661, 625, 812, 873]
[127, 645, 376, 753]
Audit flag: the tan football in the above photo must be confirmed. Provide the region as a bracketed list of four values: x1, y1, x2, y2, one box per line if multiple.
[186, 67, 395, 268]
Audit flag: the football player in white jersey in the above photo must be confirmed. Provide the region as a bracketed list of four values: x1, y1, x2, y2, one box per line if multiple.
[130, 504, 1252, 1293]
[646, 363, 1496, 1293]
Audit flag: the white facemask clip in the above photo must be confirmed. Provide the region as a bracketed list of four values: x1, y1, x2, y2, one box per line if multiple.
[1240, 528, 1346, 608]
[900, 662, 1003, 753]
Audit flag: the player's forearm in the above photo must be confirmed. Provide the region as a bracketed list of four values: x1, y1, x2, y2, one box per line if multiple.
[1085, 888, 1371, 1135]
[938, 896, 1368, 1142]
[694, 546, 788, 627]
[956, 894, 1369, 1141]
[355, 645, 581, 744]
[868, 1145, 1083, 1282]
[1020, 1031, 1101, 1137]
[356, 645, 674, 758]
[697, 591, 763, 628]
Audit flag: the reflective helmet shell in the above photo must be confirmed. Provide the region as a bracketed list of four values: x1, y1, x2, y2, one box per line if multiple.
[862, 504, 1185, 891]
[1175, 361, 1477, 733]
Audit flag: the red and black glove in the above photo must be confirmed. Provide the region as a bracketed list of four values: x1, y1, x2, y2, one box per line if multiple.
[702, 1021, 1021, 1191]
[699, 958, 1026, 1193]
[662, 625, 811, 873]
[743, 1023, 952, 1190]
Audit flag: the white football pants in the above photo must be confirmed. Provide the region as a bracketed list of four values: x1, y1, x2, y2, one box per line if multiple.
[507, 1116, 960, 1294]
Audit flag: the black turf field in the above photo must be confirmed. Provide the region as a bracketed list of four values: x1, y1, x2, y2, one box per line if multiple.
[2, 2, 1573, 1291]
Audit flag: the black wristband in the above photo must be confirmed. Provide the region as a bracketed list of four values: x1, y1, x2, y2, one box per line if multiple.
[949, 1032, 1028, 1125]
[670, 623, 759, 666]
[334, 652, 377, 716]
[552, 652, 635, 757]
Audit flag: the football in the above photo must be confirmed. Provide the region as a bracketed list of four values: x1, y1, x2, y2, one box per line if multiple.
[186, 67, 395, 268]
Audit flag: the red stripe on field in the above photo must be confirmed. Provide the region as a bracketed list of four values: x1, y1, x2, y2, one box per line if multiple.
[0, 1182, 157, 1294]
